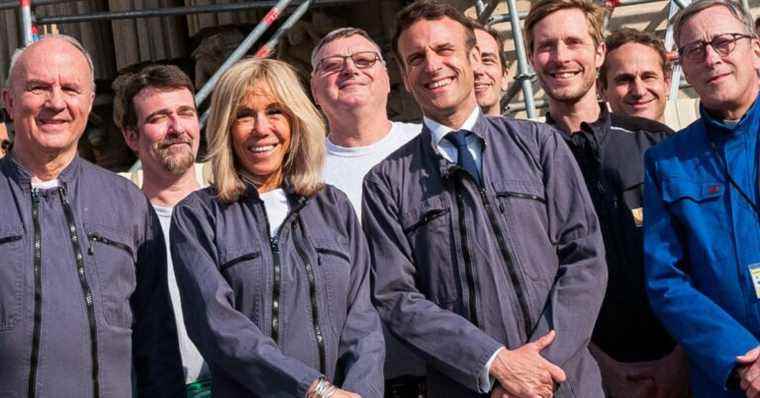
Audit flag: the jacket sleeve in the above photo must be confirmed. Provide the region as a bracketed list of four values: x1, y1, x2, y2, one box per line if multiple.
[362, 173, 503, 393]
[335, 198, 385, 398]
[132, 202, 185, 397]
[643, 150, 758, 389]
[170, 199, 321, 398]
[534, 130, 608, 367]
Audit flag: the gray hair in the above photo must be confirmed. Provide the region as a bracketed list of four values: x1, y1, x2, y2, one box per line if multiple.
[310, 27, 384, 69]
[673, 0, 756, 46]
[5, 34, 96, 90]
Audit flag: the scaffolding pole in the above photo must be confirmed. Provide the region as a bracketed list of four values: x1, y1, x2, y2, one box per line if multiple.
[504, 0, 536, 119]
[34, 0, 361, 25]
[194, 0, 294, 107]
[20, 0, 33, 45]
[196, 0, 313, 127]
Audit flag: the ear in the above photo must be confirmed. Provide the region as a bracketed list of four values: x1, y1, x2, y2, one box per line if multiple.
[595, 41, 606, 70]
[121, 127, 139, 153]
[500, 71, 510, 92]
[751, 37, 760, 72]
[2, 88, 14, 117]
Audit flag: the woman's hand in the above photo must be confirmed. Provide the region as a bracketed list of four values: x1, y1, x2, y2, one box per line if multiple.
[307, 378, 362, 398]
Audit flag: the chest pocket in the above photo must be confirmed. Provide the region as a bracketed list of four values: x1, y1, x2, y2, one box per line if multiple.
[492, 180, 553, 282]
[85, 223, 136, 329]
[219, 247, 263, 322]
[661, 179, 729, 261]
[0, 226, 24, 330]
[313, 236, 351, 338]
[399, 196, 458, 305]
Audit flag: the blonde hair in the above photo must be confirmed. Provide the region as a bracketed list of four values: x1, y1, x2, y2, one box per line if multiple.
[205, 58, 326, 202]
[524, 0, 605, 56]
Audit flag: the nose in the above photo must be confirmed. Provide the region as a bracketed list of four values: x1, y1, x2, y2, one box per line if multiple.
[630, 77, 647, 97]
[703, 44, 723, 67]
[252, 114, 272, 135]
[166, 114, 184, 136]
[45, 87, 66, 111]
[340, 57, 361, 76]
[423, 51, 443, 75]
[553, 42, 570, 63]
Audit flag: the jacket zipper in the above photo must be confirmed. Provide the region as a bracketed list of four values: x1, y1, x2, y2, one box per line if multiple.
[454, 181, 480, 327]
[270, 236, 281, 344]
[496, 191, 546, 203]
[403, 208, 449, 234]
[0, 235, 21, 245]
[480, 187, 533, 338]
[87, 233, 134, 260]
[293, 220, 326, 374]
[58, 186, 100, 398]
[28, 188, 42, 398]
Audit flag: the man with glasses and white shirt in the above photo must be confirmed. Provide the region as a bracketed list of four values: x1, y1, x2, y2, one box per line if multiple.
[310, 28, 423, 398]
[644, 1, 760, 397]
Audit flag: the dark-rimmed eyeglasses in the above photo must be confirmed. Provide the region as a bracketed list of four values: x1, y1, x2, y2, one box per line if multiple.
[677, 33, 754, 63]
[315, 51, 383, 75]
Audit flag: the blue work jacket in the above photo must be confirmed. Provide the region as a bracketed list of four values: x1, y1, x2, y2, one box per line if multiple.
[644, 97, 760, 398]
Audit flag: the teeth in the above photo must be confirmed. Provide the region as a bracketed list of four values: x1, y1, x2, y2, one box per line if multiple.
[429, 78, 453, 89]
[552, 72, 578, 79]
[250, 145, 275, 153]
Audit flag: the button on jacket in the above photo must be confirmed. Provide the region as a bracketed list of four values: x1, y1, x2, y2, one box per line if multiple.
[362, 113, 607, 398]
[170, 184, 384, 398]
[0, 155, 184, 397]
[547, 107, 677, 362]
[645, 98, 760, 398]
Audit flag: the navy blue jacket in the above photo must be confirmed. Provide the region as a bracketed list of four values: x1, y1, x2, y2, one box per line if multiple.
[362, 113, 607, 398]
[0, 154, 184, 397]
[171, 184, 384, 397]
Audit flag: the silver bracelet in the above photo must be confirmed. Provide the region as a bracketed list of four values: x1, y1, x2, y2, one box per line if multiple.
[312, 377, 333, 398]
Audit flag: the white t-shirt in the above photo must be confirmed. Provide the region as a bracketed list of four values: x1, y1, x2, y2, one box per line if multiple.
[322, 121, 421, 219]
[153, 205, 209, 385]
[260, 188, 290, 237]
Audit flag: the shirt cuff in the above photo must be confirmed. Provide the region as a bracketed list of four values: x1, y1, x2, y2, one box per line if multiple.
[479, 347, 503, 393]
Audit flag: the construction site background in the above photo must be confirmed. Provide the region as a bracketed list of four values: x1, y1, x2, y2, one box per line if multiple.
[0, 0, 758, 172]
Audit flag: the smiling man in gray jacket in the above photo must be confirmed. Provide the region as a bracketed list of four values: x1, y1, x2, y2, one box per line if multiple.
[0, 35, 183, 397]
[362, 2, 607, 398]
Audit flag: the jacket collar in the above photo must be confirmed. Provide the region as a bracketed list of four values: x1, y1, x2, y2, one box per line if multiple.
[1, 151, 82, 190]
[420, 110, 492, 181]
[700, 93, 760, 142]
[546, 103, 611, 148]
[239, 172, 306, 207]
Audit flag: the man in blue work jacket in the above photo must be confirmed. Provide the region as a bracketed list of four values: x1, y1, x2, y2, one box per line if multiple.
[644, 1, 760, 397]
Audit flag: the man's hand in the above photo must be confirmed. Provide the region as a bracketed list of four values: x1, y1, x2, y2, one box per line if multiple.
[737, 347, 760, 398]
[488, 330, 566, 398]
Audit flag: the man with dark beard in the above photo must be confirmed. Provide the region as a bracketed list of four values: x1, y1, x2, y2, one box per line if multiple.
[113, 64, 210, 397]
[525, 1, 686, 397]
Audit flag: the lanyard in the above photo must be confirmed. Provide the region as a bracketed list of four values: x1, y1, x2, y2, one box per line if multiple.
[710, 141, 760, 219]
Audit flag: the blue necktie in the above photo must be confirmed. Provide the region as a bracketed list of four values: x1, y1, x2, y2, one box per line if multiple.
[445, 130, 480, 185]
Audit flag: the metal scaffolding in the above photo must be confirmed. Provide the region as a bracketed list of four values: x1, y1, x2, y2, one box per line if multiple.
[476, 0, 701, 116]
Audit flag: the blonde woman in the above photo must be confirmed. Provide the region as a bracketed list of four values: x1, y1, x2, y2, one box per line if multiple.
[170, 58, 384, 398]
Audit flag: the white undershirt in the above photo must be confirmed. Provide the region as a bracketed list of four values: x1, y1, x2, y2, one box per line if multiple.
[323, 121, 421, 220]
[31, 179, 60, 189]
[260, 188, 290, 237]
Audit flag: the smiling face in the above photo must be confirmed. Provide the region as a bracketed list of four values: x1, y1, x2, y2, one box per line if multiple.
[231, 83, 292, 192]
[3, 37, 94, 164]
[678, 5, 760, 119]
[529, 8, 605, 106]
[310, 34, 390, 116]
[397, 16, 479, 126]
[125, 87, 200, 177]
[474, 28, 507, 116]
[603, 42, 670, 122]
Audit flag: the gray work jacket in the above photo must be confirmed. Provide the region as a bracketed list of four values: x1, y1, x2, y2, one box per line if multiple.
[362, 114, 607, 397]
[0, 154, 184, 397]
[170, 184, 384, 398]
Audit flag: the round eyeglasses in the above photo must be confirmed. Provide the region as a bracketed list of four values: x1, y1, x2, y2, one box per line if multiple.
[677, 33, 754, 63]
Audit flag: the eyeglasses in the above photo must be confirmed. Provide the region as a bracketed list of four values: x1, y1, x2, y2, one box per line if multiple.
[315, 51, 383, 75]
[677, 33, 754, 63]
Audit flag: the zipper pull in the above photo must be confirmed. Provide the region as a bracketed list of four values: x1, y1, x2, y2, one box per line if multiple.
[88, 235, 96, 255]
[270, 236, 280, 253]
[31, 187, 40, 202]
